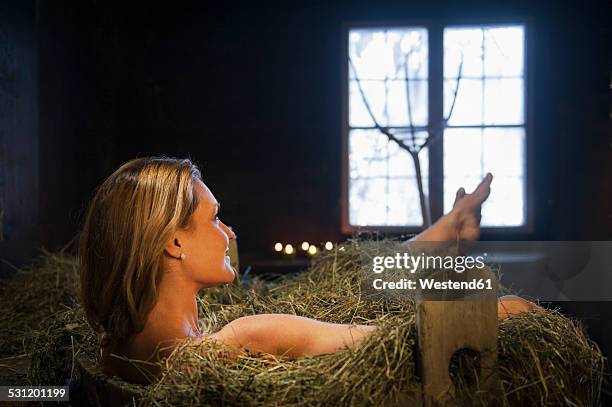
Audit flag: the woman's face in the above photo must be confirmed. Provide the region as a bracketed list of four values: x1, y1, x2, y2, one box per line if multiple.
[177, 180, 236, 288]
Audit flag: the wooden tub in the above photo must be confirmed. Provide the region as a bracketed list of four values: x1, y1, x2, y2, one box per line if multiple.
[78, 299, 499, 406]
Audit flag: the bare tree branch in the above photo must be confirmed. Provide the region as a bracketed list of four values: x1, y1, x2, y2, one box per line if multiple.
[349, 41, 464, 228]
[403, 52, 417, 151]
[403, 50, 430, 225]
[445, 52, 464, 126]
[349, 57, 414, 153]
[418, 53, 464, 153]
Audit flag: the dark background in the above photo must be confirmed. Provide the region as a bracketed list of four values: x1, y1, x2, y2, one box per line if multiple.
[0, 0, 609, 263]
[0, 0, 610, 398]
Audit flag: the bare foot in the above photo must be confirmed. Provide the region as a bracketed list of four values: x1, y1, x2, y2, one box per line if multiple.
[448, 173, 493, 241]
[497, 295, 543, 320]
[411, 173, 493, 242]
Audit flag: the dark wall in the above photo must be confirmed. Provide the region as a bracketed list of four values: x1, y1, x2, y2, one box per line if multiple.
[0, 1, 38, 277]
[33, 0, 611, 258]
[37, 2, 121, 253]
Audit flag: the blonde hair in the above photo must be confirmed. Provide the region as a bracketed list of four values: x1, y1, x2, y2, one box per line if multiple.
[79, 157, 201, 352]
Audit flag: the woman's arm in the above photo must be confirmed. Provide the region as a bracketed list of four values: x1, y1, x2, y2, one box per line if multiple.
[206, 301, 540, 359]
[207, 314, 377, 357]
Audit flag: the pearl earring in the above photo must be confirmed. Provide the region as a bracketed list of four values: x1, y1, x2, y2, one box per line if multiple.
[179, 252, 186, 260]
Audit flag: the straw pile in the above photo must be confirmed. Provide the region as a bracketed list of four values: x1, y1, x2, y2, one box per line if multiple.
[0, 240, 605, 406]
[0, 252, 80, 359]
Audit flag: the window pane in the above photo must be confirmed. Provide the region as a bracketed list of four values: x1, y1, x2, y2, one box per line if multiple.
[349, 27, 429, 128]
[349, 177, 425, 226]
[349, 129, 428, 226]
[349, 80, 385, 127]
[482, 127, 525, 177]
[349, 31, 395, 80]
[443, 126, 526, 225]
[403, 33, 428, 79]
[388, 139, 428, 177]
[484, 26, 524, 77]
[444, 128, 483, 177]
[444, 28, 484, 78]
[443, 24, 527, 227]
[444, 79, 483, 125]
[350, 129, 429, 178]
[349, 178, 388, 225]
[387, 80, 428, 127]
[480, 176, 525, 226]
[406, 80, 428, 126]
[349, 129, 389, 178]
[387, 178, 426, 225]
[349, 28, 428, 80]
[347, 26, 430, 228]
[444, 24, 525, 126]
[443, 176, 525, 226]
[484, 78, 524, 125]
[350, 80, 428, 127]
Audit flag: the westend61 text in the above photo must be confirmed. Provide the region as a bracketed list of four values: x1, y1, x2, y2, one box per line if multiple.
[372, 278, 494, 290]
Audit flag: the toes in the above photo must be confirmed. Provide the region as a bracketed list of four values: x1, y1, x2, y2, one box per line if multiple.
[472, 173, 493, 203]
[453, 187, 466, 207]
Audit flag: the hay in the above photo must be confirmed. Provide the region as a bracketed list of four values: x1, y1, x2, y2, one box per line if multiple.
[0, 240, 605, 405]
[0, 252, 80, 359]
[148, 314, 419, 406]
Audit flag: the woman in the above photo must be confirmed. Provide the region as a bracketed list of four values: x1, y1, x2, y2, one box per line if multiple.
[79, 157, 539, 384]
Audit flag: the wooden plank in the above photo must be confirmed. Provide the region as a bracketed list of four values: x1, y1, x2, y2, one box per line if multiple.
[417, 299, 499, 406]
[78, 356, 143, 407]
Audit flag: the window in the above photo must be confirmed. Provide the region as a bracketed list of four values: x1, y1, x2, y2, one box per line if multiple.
[343, 23, 528, 232]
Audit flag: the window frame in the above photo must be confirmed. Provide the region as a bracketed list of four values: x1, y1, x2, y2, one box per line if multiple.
[340, 19, 533, 236]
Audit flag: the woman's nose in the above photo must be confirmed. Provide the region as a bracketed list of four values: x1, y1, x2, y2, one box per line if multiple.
[223, 223, 237, 240]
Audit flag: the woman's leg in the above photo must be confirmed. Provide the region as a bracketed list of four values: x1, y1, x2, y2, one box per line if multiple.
[405, 173, 542, 319]
[410, 173, 492, 243]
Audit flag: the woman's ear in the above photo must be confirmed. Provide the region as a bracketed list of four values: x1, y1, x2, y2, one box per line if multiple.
[164, 236, 183, 259]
